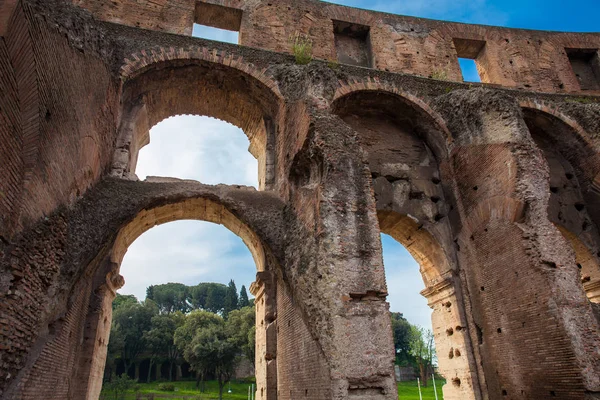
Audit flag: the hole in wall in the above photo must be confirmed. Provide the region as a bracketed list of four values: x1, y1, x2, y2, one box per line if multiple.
[458, 58, 482, 83]
[476, 324, 483, 345]
[193, 2, 241, 42]
[193, 23, 239, 43]
[565, 48, 600, 91]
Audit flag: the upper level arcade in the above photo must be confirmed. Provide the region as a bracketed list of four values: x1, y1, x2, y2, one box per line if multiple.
[65, 0, 600, 94]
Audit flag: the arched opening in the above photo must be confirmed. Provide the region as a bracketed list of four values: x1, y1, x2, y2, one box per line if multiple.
[112, 59, 280, 190]
[135, 116, 258, 187]
[523, 107, 600, 304]
[331, 90, 481, 400]
[103, 220, 257, 386]
[76, 197, 278, 400]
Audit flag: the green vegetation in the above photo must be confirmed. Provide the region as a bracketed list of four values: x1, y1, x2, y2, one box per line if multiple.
[105, 280, 256, 400]
[327, 60, 340, 70]
[397, 380, 445, 399]
[106, 283, 438, 399]
[430, 69, 449, 81]
[565, 96, 597, 104]
[391, 312, 437, 387]
[290, 32, 313, 65]
[100, 380, 445, 399]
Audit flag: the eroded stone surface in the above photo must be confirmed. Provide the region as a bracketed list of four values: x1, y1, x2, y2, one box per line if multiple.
[1, 1, 600, 400]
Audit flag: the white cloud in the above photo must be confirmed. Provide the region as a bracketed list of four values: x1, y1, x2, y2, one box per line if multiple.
[192, 24, 239, 44]
[135, 116, 258, 187]
[382, 234, 433, 329]
[119, 116, 259, 300]
[119, 220, 257, 301]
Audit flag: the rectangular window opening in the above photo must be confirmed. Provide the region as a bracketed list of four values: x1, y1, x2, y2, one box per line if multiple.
[333, 20, 372, 68]
[193, 2, 242, 44]
[458, 58, 482, 83]
[453, 38, 486, 83]
[566, 48, 600, 91]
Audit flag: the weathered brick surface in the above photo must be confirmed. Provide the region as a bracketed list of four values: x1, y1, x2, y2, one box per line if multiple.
[1, 1, 600, 400]
[70, 0, 600, 93]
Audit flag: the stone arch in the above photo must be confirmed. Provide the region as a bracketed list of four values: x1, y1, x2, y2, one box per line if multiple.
[112, 51, 283, 190]
[523, 104, 600, 261]
[378, 211, 481, 400]
[521, 102, 600, 191]
[556, 226, 600, 303]
[331, 87, 452, 160]
[110, 197, 267, 271]
[331, 90, 480, 399]
[74, 187, 283, 400]
[523, 105, 600, 304]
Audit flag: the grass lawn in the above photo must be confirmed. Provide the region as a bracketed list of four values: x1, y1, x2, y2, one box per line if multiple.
[397, 380, 445, 400]
[101, 379, 445, 399]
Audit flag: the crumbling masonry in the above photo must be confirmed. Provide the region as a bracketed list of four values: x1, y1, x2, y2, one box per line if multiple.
[0, 0, 600, 399]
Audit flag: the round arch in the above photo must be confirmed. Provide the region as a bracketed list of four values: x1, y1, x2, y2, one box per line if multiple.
[556, 225, 600, 303]
[377, 210, 482, 400]
[112, 55, 283, 189]
[331, 88, 452, 162]
[521, 102, 600, 191]
[78, 191, 279, 400]
[378, 210, 451, 288]
[111, 196, 268, 272]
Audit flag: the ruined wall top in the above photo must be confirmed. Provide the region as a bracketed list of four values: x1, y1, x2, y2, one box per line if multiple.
[67, 0, 600, 94]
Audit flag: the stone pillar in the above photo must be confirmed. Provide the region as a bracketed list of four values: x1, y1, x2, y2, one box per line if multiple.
[282, 109, 398, 399]
[250, 271, 277, 400]
[436, 89, 600, 399]
[422, 276, 481, 400]
[74, 262, 124, 400]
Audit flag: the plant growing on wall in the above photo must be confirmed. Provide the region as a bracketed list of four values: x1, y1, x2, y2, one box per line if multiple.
[290, 32, 313, 65]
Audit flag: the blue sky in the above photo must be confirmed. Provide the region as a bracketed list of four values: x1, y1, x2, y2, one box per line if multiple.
[119, 1, 598, 330]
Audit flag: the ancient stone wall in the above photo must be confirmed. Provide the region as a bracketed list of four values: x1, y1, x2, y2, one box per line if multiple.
[70, 0, 600, 93]
[0, 0, 600, 400]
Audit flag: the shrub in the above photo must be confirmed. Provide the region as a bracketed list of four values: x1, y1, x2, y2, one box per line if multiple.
[290, 32, 313, 65]
[327, 60, 340, 70]
[103, 374, 136, 400]
[157, 383, 175, 392]
[430, 69, 448, 81]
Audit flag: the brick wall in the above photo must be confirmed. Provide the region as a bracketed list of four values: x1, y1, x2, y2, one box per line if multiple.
[69, 0, 600, 93]
[276, 280, 331, 400]
[0, 32, 22, 238]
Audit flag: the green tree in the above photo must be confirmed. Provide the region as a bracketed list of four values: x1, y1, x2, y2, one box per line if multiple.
[409, 326, 436, 387]
[390, 312, 414, 366]
[142, 312, 184, 383]
[146, 283, 189, 314]
[226, 306, 255, 367]
[190, 282, 228, 314]
[189, 321, 238, 400]
[223, 280, 238, 316]
[111, 299, 158, 379]
[238, 285, 250, 308]
[112, 293, 138, 311]
[174, 310, 223, 390]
